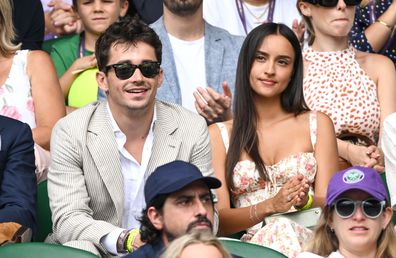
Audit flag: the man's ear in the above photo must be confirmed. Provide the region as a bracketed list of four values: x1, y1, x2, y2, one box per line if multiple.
[119, 0, 129, 17]
[298, 1, 312, 17]
[96, 70, 109, 93]
[157, 68, 163, 89]
[147, 207, 164, 231]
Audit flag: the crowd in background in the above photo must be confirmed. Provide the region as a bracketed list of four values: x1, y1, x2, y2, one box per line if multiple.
[0, 0, 396, 258]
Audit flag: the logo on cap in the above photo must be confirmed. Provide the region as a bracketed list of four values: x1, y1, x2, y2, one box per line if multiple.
[343, 169, 364, 184]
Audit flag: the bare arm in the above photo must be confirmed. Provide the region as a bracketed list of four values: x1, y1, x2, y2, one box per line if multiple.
[364, 2, 396, 52]
[27, 50, 66, 150]
[311, 112, 339, 207]
[59, 55, 97, 98]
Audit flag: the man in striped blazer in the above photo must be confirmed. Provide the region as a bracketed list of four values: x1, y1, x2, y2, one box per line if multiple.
[47, 16, 214, 257]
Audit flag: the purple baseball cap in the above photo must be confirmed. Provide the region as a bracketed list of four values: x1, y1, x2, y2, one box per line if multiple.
[325, 166, 388, 207]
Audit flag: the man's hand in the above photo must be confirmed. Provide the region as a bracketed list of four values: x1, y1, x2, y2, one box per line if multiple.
[194, 81, 233, 124]
[47, 0, 82, 36]
[292, 19, 305, 44]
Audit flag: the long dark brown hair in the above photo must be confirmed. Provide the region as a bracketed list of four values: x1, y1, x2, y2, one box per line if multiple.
[226, 23, 308, 190]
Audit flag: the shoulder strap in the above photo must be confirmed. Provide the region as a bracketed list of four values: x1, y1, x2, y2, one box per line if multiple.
[309, 111, 317, 151]
[216, 122, 230, 153]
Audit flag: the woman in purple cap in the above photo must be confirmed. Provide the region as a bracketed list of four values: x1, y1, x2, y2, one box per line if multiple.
[297, 166, 396, 258]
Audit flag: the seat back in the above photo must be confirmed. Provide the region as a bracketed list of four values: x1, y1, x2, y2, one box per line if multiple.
[0, 242, 99, 258]
[33, 180, 52, 242]
[220, 238, 287, 258]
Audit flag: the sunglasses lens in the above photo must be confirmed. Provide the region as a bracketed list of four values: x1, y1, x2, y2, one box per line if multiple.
[320, 0, 338, 7]
[315, 0, 361, 7]
[335, 199, 355, 218]
[114, 63, 135, 80]
[363, 199, 383, 218]
[139, 62, 160, 78]
[345, 0, 361, 5]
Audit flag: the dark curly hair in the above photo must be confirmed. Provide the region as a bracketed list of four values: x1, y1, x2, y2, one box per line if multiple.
[95, 15, 162, 72]
[138, 194, 168, 244]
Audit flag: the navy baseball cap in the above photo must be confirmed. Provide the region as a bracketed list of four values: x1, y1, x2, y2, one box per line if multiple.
[144, 161, 221, 204]
[325, 166, 388, 207]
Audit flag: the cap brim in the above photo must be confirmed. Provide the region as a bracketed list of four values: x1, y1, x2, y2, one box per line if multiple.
[326, 187, 387, 206]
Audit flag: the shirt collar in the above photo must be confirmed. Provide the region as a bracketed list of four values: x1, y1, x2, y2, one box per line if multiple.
[106, 102, 157, 136]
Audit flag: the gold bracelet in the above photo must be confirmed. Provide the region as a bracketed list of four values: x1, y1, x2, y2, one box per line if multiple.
[376, 19, 394, 30]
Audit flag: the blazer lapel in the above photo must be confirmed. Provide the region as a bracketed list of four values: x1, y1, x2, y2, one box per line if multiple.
[86, 103, 124, 222]
[146, 102, 181, 178]
[205, 22, 225, 92]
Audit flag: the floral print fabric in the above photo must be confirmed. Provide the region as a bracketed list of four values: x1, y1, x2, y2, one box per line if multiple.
[0, 50, 36, 128]
[216, 112, 318, 257]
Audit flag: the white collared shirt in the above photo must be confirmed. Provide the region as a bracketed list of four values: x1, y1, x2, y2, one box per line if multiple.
[101, 103, 156, 255]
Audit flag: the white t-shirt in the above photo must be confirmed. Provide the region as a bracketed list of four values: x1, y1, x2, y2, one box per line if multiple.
[168, 33, 206, 113]
[203, 0, 302, 36]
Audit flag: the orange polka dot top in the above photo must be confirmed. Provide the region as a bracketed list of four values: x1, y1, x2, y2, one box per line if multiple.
[303, 46, 380, 143]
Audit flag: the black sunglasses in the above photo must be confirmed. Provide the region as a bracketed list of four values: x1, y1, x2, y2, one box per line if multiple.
[105, 61, 161, 80]
[302, 0, 362, 7]
[334, 198, 386, 219]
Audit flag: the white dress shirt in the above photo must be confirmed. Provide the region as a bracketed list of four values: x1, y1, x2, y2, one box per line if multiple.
[100, 103, 156, 255]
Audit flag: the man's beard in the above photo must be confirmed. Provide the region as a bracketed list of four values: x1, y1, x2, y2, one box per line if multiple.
[163, 0, 203, 17]
[163, 216, 213, 242]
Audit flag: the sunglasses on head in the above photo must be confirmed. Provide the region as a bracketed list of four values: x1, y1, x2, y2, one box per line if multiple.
[334, 198, 386, 219]
[105, 61, 161, 80]
[302, 0, 362, 7]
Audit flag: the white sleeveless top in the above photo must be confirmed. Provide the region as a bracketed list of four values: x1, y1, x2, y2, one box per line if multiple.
[0, 50, 36, 128]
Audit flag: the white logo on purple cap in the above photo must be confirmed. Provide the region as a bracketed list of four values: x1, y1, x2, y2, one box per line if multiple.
[343, 169, 365, 184]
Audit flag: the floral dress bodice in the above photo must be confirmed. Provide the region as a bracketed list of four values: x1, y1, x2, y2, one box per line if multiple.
[216, 112, 318, 233]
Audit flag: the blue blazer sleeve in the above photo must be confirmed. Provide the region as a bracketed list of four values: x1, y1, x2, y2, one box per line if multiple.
[0, 117, 36, 234]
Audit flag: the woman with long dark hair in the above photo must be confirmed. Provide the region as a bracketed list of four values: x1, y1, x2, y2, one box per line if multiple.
[209, 22, 338, 257]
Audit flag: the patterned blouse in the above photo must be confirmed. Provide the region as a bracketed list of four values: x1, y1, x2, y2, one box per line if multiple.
[303, 46, 380, 144]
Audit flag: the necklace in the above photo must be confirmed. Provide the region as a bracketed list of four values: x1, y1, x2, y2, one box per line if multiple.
[235, 0, 276, 35]
[243, 1, 268, 24]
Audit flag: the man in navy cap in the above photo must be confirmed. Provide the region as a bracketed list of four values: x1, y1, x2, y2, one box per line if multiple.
[126, 160, 221, 257]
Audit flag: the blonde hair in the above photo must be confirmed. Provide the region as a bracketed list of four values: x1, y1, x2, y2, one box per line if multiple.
[296, 0, 315, 46]
[160, 232, 232, 258]
[360, 0, 372, 7]
[0, 0, 21, 57]
[304, 207, 396, 258]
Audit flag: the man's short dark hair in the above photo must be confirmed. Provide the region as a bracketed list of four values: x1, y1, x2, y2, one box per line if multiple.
[95, 15, 162, 72]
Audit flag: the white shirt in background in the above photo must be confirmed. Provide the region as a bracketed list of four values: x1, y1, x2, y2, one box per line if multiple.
[203, 0, 302, 36]
[168, 33, 206, 113]
[382, 112, 396, 209]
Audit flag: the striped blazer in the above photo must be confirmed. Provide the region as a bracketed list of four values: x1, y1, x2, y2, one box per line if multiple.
[47, 100, 213, 257]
